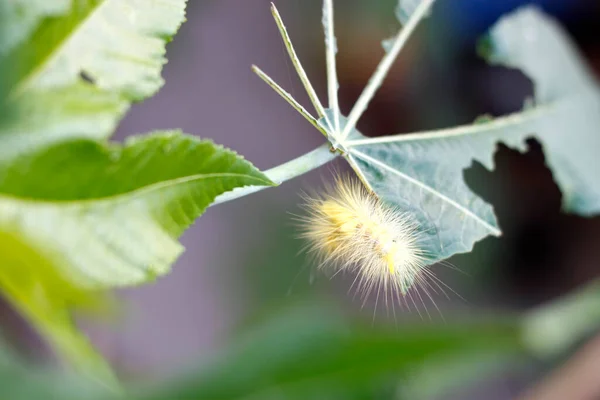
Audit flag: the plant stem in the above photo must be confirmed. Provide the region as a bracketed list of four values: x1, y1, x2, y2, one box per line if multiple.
[212, 143, 337, 205]
[340, 0, 435, 140]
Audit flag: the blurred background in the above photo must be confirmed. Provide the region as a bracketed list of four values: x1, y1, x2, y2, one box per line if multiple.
[2, 0, 600, 398]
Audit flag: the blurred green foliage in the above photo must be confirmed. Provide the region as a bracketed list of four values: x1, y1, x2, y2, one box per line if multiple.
[137, 303, 522, 400]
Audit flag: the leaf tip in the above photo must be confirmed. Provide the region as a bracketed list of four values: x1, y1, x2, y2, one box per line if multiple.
[270, 2, 279, 16]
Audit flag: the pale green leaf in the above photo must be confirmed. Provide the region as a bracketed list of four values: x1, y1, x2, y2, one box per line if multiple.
[483, 7, 600, 215]
[0, 83, 126, 162]
[0, 230, 119, 389]
[0, 131, 273, 381]
[348, 6, 600, 263]
[0, 0, 187, 160]
[0, 0, 70, 55]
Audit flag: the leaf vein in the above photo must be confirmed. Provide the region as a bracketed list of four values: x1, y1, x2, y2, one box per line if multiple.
[350, 149, 501, 236]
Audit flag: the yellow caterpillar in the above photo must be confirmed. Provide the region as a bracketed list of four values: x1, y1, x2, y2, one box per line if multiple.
[299, 176, 427, 299]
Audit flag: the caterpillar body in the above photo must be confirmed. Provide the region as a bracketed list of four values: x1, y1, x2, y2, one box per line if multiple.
[299, 176, 428, 300]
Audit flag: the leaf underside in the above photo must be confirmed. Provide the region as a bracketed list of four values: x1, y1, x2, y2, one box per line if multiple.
[347, 6, 600, 264]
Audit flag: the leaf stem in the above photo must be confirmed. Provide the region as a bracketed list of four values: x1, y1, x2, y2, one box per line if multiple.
[212, 143, 337, 205]
[339, 0, 435, 140]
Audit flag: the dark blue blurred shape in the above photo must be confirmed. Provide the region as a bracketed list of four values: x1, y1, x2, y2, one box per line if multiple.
[441, 0, 589, 40]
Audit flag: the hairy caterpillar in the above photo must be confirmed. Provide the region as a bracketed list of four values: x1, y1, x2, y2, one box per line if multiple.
[299, 176, 432, 304]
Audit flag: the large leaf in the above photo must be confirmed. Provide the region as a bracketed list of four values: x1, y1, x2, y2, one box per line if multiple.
[0, 131, 273, 381]
[0, 0, 188, 160]
[0, 132, 273, 287]
[345, 6, 600, 263]
[139, 304, 521, 400]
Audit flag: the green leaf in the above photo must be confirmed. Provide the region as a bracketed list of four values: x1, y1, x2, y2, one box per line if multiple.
[0, 0, 188, 160]
[140, 304, 521, 400]
[0, 131, 273, 381]
[0, 335, 123, 400]
[347, 6, 600, 263]
[483, 7, 600, 215]
[0, 230, 119, 389]
[0, 83, 126, 162]
[0, 0, 70, 56]
[0, 131, 273, 286]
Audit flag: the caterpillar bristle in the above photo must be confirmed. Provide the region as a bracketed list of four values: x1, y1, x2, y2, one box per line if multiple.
[298, 175, 430, 304]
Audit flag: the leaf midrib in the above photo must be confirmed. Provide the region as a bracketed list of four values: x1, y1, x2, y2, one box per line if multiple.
[0, 173, 273, 206]
[345, 102, 556, 147]
[349, 149, 501, 236]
